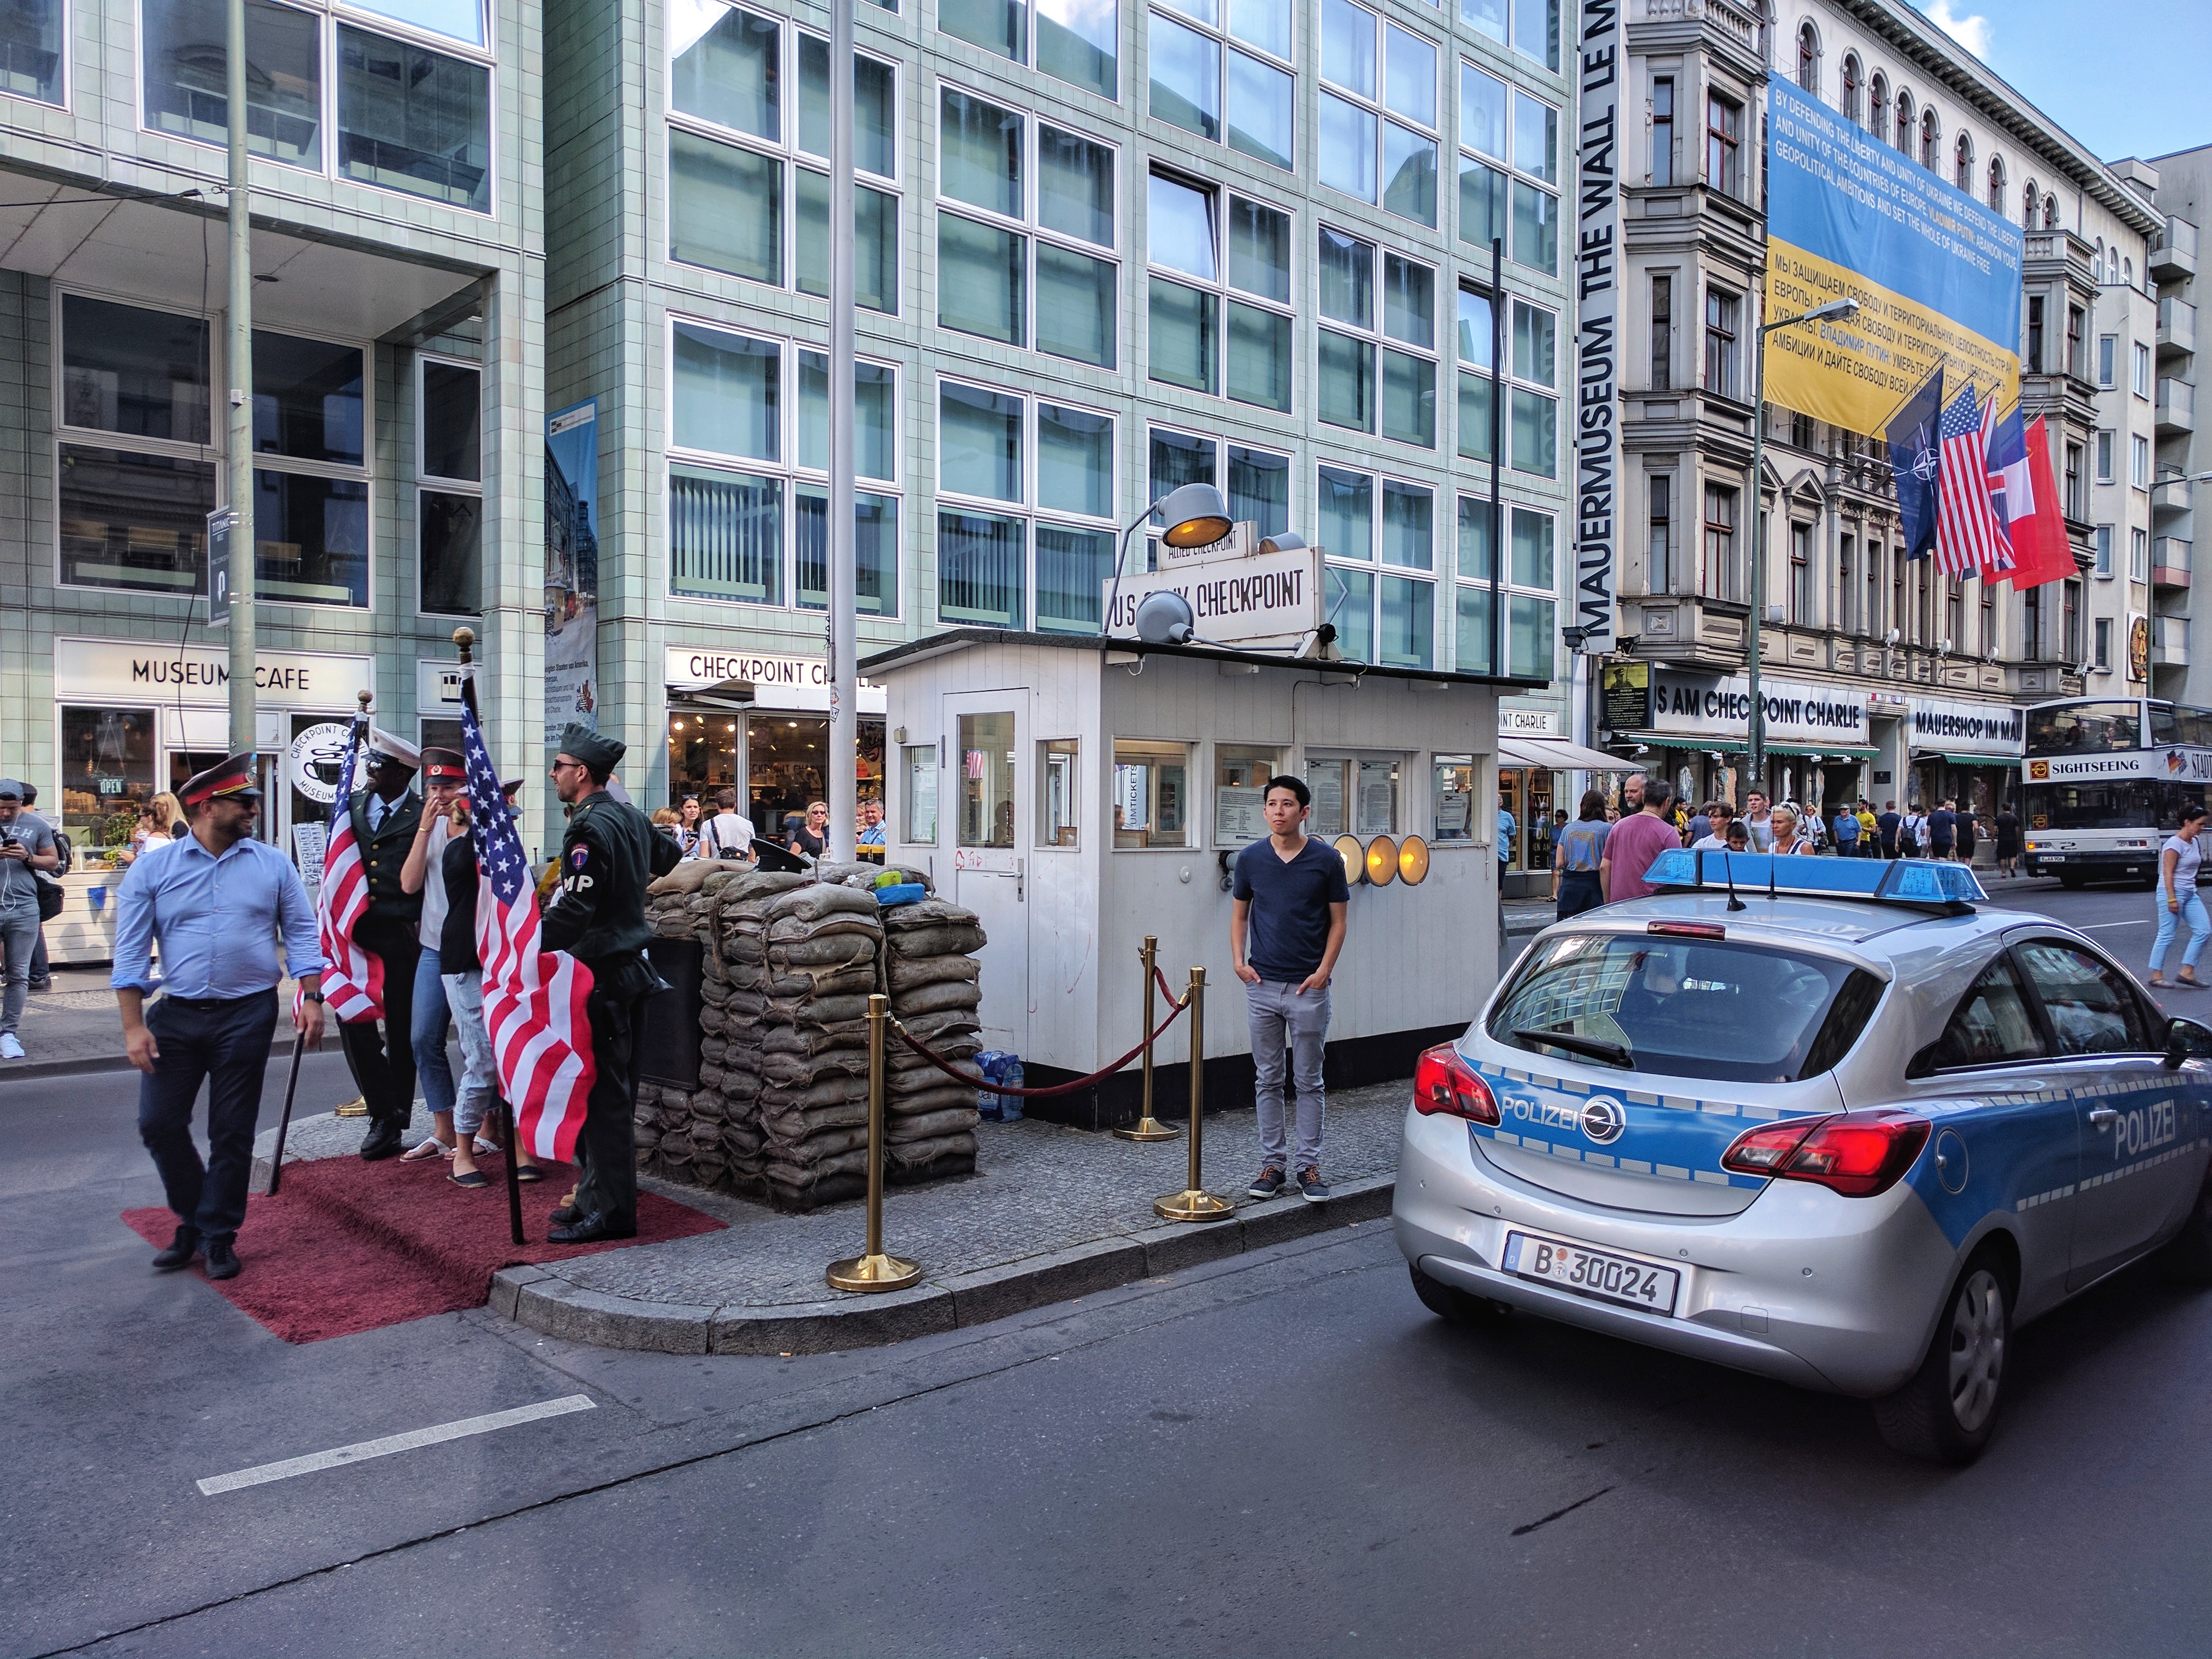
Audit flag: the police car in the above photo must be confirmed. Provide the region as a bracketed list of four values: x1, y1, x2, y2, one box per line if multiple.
[1395, 852, 2212, 1464]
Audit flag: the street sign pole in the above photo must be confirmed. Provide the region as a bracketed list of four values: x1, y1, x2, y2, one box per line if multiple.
[826, 0, 857, 862]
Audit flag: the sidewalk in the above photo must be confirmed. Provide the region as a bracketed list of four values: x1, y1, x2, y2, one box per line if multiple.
[0, 967, 301, 1080]
[251, 1080, 1415, 1355]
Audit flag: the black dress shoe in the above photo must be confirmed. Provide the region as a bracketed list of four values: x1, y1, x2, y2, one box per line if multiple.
[151, 1226, 200, 1271]
[549, 1203, 585, 1226]
[547, 1211, 636, 1244]
[359, 1119, 406, 1161]
[204, 1239, 241, 1280]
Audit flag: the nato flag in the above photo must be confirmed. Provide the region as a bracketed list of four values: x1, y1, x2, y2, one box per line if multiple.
[1886, 367, 1945, 561]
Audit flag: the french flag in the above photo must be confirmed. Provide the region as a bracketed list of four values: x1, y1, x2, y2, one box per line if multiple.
[1980, 398, 2029, 578]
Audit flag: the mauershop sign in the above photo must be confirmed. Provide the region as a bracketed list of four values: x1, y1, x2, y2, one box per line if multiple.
[1909, 697, 2024, 757]
[1651, 672, 1869, 744]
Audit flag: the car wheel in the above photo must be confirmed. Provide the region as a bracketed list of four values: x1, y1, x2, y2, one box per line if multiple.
[2157, 1173, 2212, 1285]
[1409, 1262, 1510, 1325]
[1873, 1254, 2011, 1465]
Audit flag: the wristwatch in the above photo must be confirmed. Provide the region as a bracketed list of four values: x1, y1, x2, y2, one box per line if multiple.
[302, 989, 325, 1003]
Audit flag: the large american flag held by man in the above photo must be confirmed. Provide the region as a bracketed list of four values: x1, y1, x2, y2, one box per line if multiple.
[1935, 384, 2010, 578]
[460, 685, 596, 1164]
[313, 722, 382, 1023]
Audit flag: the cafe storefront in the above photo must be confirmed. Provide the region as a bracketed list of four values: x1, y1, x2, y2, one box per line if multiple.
[662, 646, 888, 846]
[1602, 663, 1875, 815]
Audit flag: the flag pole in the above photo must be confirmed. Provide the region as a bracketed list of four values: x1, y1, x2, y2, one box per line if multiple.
[454, 625, 528, 1248]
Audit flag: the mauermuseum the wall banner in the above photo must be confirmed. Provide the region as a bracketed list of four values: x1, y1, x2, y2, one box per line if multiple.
[1762, 75, 2024, 433]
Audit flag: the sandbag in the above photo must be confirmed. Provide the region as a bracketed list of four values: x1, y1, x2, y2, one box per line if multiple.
[886, 1106, 981, 1142]
[897, 979, 983, 1017]
[888, 1083, 982, 1119]
[766, 883, 879, 923]
[883, 1132, 976, 1170]
[886, 954, 980, 994]
[763, 1022, 872, 1057]
[704, 869, 808, 902]
[882, 899, 982, 934]
[763, 928, 878, 963]
[647, 858, 753, 896]
[764, 991, 877, 1029]
[887, 924, 988, 959]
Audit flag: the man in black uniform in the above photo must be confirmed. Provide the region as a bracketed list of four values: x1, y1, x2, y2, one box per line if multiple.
[540, 724, 679, 1242]
[343, 729, 427, 1161]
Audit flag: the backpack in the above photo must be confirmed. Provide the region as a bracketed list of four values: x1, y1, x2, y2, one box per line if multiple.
[48, 826, 72, 876]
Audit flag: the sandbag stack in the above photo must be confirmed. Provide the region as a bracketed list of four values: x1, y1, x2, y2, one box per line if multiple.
[878, 897, 989, 1180]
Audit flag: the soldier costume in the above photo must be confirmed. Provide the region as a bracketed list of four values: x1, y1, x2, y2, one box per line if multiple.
[541, 724, 680, 1241]
[342, 729, 427, 1161]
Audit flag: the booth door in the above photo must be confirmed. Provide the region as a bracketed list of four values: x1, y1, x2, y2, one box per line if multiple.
[958, 865, 1029, 1057]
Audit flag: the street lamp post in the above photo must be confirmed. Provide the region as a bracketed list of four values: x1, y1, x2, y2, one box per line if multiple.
[1745, 296, 1860, 791]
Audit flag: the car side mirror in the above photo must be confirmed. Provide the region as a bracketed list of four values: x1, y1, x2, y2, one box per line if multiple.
[2163, 1017, 2212, 1071]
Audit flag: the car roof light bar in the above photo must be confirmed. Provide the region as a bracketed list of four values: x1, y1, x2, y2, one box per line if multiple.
[1644, 849, 1987, 910]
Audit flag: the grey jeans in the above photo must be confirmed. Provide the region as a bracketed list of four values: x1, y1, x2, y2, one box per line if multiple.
[1246, 978, 1331, 1174]
[0, 902, 38, 1035]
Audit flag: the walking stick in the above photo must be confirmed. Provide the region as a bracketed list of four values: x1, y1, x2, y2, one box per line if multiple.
[501, 1097, 525, 1246]
[266, 1030, 307, 1197]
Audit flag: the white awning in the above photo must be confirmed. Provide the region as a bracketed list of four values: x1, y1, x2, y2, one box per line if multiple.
[1498, 736, 1638, 772]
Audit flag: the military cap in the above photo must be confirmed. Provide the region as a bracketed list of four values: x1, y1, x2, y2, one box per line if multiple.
[367, 727, 421, 769]
[555, 723, 625, 776]
[180, 754, 263, 806]
[420, 746, 466, 781]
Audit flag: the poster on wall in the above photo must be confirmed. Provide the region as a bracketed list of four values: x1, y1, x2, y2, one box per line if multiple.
[545, 399, 601, 745]
[1762, 75, 2024, 435]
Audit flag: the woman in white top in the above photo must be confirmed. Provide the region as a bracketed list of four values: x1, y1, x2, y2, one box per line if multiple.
[2149, 804, 2210, 990]
[1767, 805, 1816, 856]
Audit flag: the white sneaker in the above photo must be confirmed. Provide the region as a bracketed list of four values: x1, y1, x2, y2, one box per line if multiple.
[0, 1033, 24, 1060]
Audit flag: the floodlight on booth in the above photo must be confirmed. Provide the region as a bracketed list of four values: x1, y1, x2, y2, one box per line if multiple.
[1334, 834, 1365, 885]
[1156, 483, 1232, 549]
[1398, 834, 1430, 885]
[1365, 835, 1398, 886]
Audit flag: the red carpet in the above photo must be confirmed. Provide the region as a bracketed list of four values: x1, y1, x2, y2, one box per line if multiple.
[121, 1152, 724, 1344]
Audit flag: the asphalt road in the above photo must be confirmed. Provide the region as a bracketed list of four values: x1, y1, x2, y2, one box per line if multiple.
[7, 877, 2211, 1659]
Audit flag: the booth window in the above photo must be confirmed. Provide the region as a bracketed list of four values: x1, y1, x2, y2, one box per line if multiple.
[1433, 754, 1476, 839]
[1215, 747, 1283, 845]
[1305, 754, 1398, 837]
[670, 10, 901, 308]
[60, 707, 157, 837]
[903, 743, 939, 844]
[1113, 740, 1190, 848]
[959, 713, 1017, 848]
[1037, 739, 1079, 846]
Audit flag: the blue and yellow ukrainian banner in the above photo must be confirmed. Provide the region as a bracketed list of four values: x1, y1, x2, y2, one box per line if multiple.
[1764, 76, 2023, 433]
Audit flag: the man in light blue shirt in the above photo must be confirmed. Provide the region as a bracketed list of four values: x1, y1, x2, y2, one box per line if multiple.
[111, 755, 324, 1282]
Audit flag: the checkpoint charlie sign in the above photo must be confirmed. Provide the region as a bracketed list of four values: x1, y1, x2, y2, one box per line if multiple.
[1103, 522, 1321, 649]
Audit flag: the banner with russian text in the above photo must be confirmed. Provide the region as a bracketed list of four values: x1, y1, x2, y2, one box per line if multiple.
[1763, 75, 2023, 434]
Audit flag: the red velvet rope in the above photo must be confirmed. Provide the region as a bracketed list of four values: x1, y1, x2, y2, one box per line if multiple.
[893, 994, 1191, 1099]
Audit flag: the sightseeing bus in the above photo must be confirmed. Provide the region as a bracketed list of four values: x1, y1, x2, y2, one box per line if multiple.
[2020, 697, 2212, 887]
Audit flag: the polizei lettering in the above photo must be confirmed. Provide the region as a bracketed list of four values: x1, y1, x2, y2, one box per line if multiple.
[1572, 0, 1620, 648]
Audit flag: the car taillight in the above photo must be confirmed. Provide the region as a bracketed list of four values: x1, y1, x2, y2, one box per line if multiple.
[1413, 1044, 1499, 1124]
[1722, 1111, 1931, 1197]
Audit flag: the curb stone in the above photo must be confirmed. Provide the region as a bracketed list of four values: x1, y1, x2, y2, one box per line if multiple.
[494, 1173, 1397, 1355]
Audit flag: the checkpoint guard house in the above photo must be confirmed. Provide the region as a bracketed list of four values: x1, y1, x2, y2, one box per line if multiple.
[860, 514, 1542, 1131]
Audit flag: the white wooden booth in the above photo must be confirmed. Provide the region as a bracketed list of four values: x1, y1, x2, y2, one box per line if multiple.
[859, 630, 1521, 1129]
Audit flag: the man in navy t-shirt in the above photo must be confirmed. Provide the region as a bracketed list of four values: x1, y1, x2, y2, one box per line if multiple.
[1232, 776, 1350, 1204]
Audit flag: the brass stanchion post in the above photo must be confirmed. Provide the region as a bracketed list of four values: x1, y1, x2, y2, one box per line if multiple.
[1115, 934, 1177, 1141]
[1153, 967, 1234, 1222]
[828, 992, 923, 1290]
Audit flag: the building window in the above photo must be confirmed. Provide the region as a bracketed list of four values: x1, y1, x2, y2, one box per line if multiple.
[1945, 575, 1963, 648]
[2132, 433, 2151, 489]
[935, 92, 1116, 363]
[670, 13, 901, 311]
[1647, 472, 1673, 594]
[1954, 131, 1972, 190]
[2134, 340, 2152, 397]
[1788, 520, 1813, 625]
[947, 0, 1117, 99]
[144, 0, 320, 165]
[2066, 304, 2085, 377]
[1450, 499, 1553, 676]
[1705, 91, 1740, 196]
[1650, 76, 1673, 185]
[1316, 228, 1436, 444]
[417, 356, 482, 617]
[2094, 524, 2113, 577]
[2095, 430, 2114, 483]
[1869, 72, 1887, 140]
[1893, 88, 1912, 154]
[1459, 0, 1556, 70]
[2063, 579, 2080, 663]
[1146, 428, 1291, 545]
[1147, 0, 1290, 169]
[1987, 155, 2005, 212]
[1146, 172, 1291, 408]
[2064, 442, 2084, 520]
[2095, 617, 2112, 672]
[2131, 527, 2148, 582]
[2044, 194, 2058, 230]
[1316, 464, 1436, 668]
[1458, 61, 1557, 275]
[1867, 535, 1883, 637]
[2097, 334, 2116, 387]
[1838, 532, 1855, 633]
[1703, 285, 1739, 398]
[1452, 282, 1553, 474]
[1795, 21, 1818, 94]
[1649, 272, 1672, 390]
[1840, 53, 1860, 123]
[2022, 178, 2037, 228]
[1318, 0, 1438, 225]
[1702, 482, 1737, 601]
[933, 380, 1113, 632]
[2, 0, 64, 104]
[2026, 296, 2044, 373]
[667, 320, 901, 616]
[1919, 107, 1938, 171]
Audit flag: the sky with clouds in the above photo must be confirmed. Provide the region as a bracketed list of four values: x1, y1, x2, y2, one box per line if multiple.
[1908, 0, 2211, 164]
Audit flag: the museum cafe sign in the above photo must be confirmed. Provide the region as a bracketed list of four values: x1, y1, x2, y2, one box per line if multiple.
[53, 636, 373, 707]
[664, 646, 887, 714]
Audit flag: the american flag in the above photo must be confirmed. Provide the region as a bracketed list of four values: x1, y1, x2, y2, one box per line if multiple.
[1977, 396, 2017, 577]
[312, 721, 381, 1023]
[1934, 385, 2008, 578]
[460, 681, 596, 1164]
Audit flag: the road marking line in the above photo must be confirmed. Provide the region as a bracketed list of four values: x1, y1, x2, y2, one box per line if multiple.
[2081, 921, 2152, 929]
[197, 1395, 596, 1496]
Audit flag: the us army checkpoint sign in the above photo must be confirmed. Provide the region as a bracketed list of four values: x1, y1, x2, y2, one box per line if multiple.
[1102, 541, 1322, 649]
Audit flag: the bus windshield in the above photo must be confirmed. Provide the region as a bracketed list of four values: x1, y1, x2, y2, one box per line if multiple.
[2026, 701, 2141, 754]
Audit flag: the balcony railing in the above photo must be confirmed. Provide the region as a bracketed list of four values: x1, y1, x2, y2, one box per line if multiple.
[2153, 473, 2194, 516]
[1635, 0, 1758, 47]
[2153, 537, 2192, 587]
[2154, 613, 2191, 668]
[2161, 297, 2198, 357]
[2159, 378, 2198, 434]
[2153, 216, 2200, 280]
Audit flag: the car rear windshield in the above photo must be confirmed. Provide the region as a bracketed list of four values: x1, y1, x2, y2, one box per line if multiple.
[1488, 932, 1885, 1084]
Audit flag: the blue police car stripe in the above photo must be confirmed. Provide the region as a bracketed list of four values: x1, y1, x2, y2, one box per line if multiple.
[1474, 1062, 1822, 1188]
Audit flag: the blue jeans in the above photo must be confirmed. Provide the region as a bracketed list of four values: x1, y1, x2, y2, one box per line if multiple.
[2152, 891, 2211, 973]
[409, 946, 456, 1117]
[0, 902, 37, 1035]
[137, 990, 279, 1242]
[1556, 871, 1603, 920]
[1246, 978, 1331, 1175]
